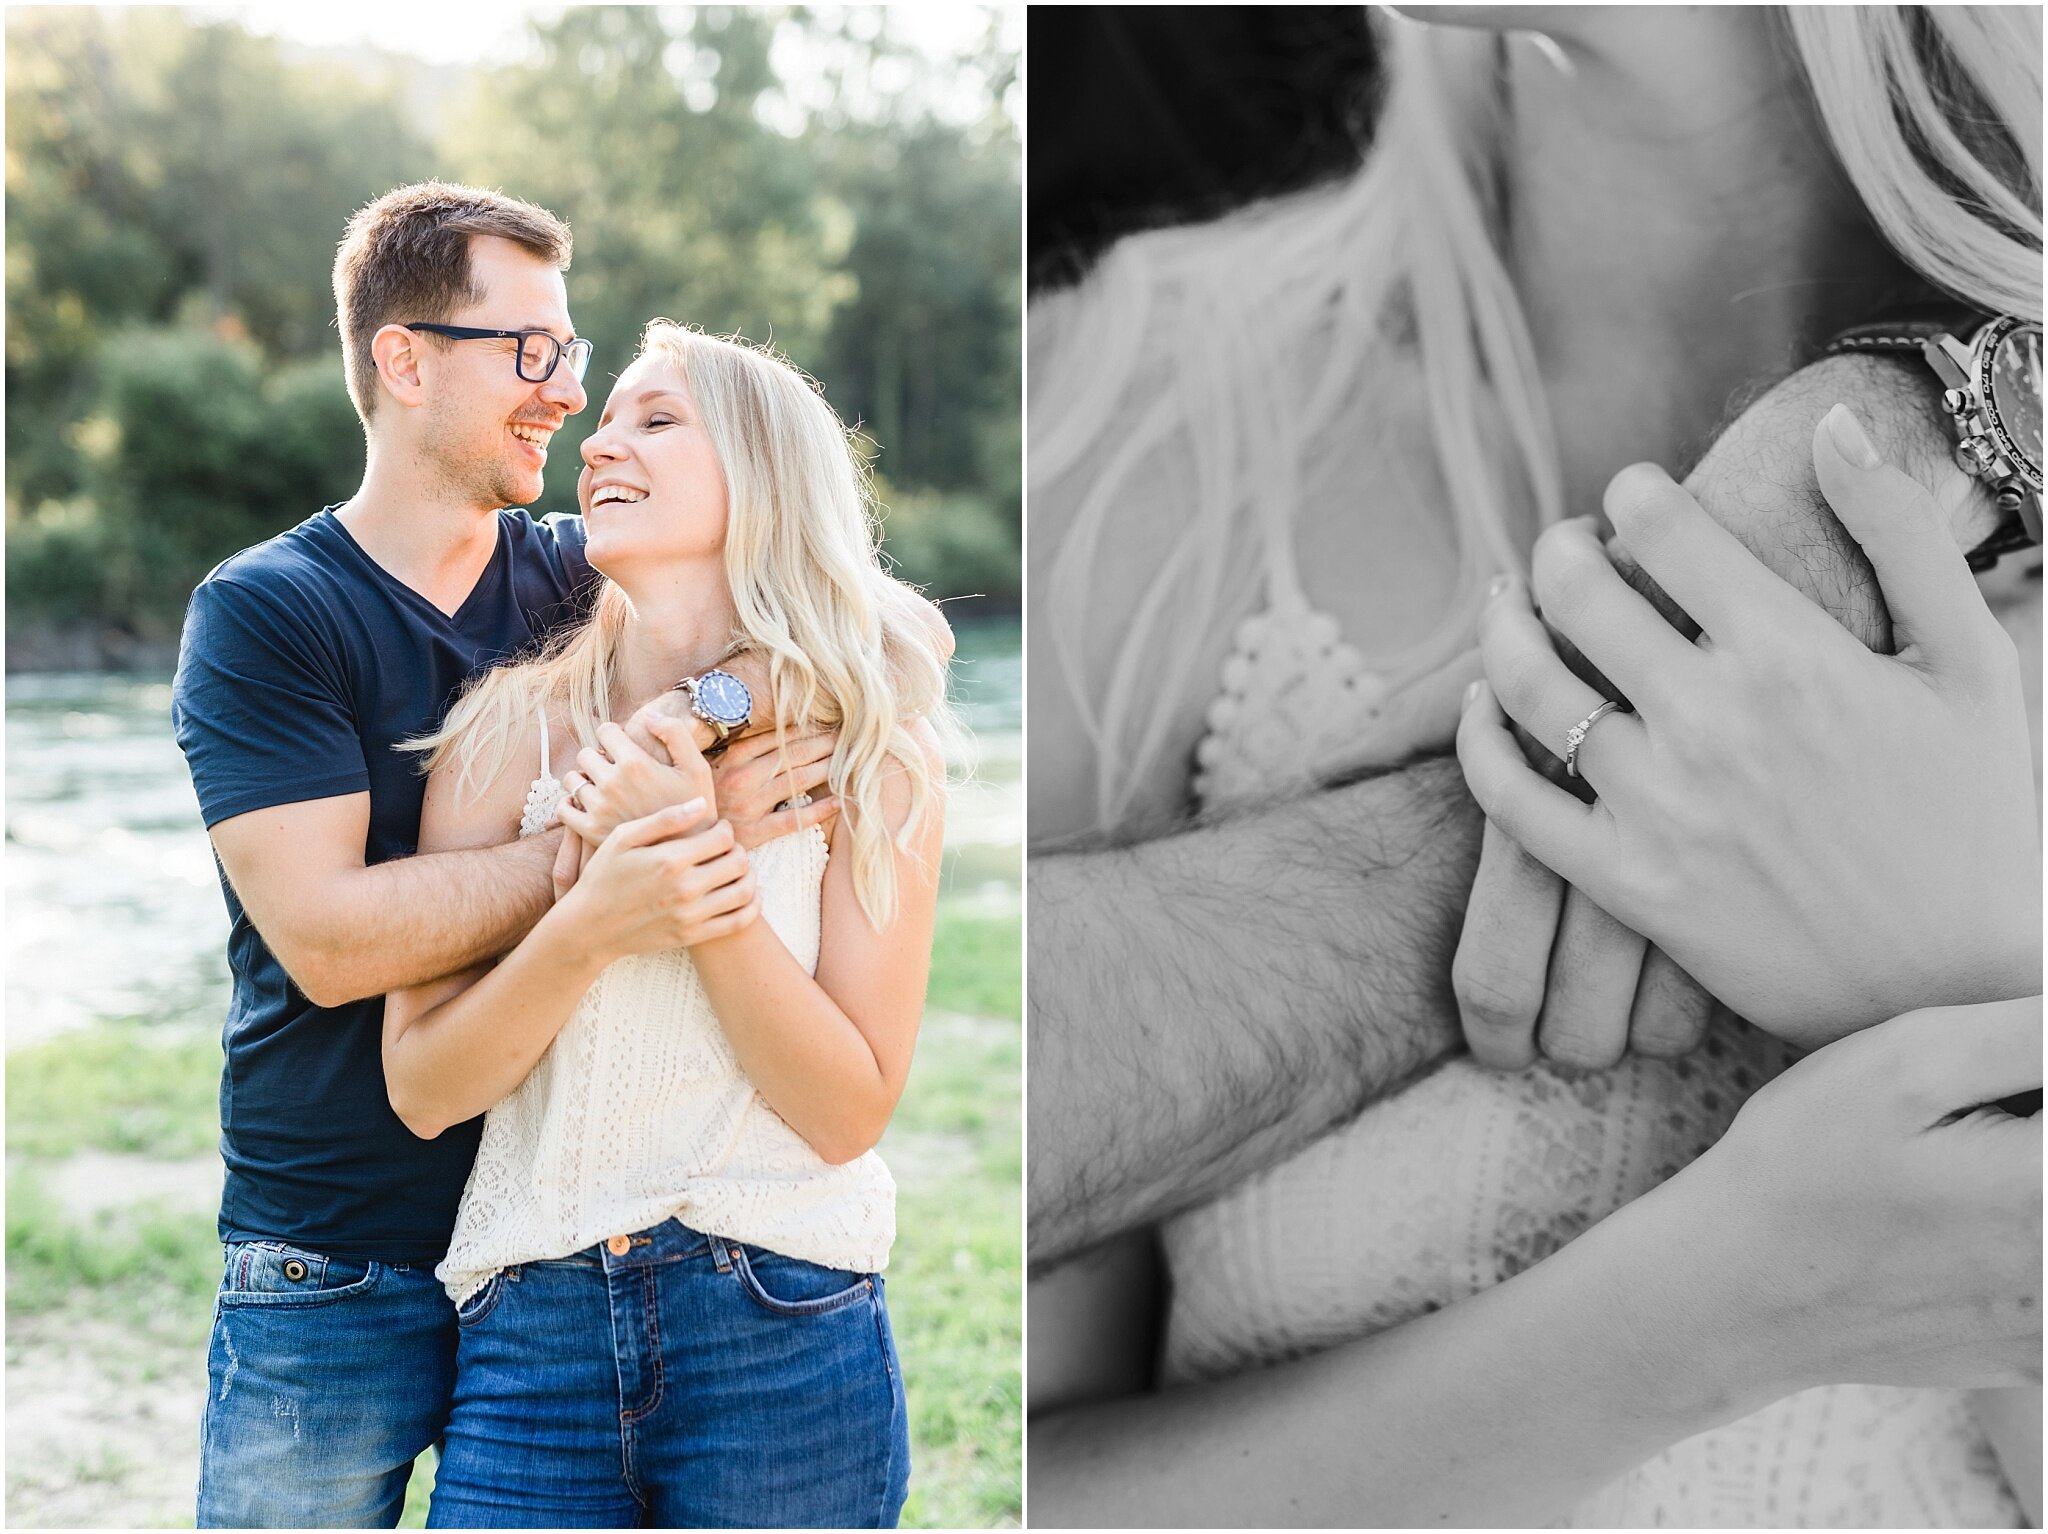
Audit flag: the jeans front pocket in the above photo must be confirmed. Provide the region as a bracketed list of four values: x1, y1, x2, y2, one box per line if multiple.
[454, 1269, 509, 1328]
[730, 1244, 875, 1317]
[216, 1241, 380, 1309]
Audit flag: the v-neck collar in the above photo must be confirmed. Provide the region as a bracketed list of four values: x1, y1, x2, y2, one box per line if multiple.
[319, 507, 508, 629]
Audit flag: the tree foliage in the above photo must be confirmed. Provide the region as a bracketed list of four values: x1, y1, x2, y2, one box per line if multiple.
[6, 6, 1020, 642]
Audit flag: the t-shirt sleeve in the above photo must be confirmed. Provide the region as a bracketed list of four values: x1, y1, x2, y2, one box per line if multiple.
[171, 577, 370, 828]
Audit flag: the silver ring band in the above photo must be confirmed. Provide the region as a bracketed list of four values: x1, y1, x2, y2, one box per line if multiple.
[1562, 700, 1629, 779]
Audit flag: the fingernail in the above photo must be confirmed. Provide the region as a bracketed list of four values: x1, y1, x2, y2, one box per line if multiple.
[1464, 680, 1483, 707]
[680, 797, 705, 816]
[1486, 574, 1511, 598]
[1826, 403, 1883, 470]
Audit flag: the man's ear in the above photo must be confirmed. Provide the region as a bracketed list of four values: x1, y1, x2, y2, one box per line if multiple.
[371, 324, 428, 411]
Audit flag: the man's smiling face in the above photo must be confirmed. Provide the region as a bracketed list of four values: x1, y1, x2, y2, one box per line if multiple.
[415, 234, 587, 511]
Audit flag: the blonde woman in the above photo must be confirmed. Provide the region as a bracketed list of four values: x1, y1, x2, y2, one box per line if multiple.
[1032, 5, 2038, 1526]
[380, 323, 950, 1527]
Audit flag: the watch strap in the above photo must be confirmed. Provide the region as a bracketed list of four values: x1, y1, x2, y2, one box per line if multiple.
[1823, 306, 2039, 571]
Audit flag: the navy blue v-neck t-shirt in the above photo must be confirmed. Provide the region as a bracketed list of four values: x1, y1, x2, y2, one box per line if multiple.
[172, 508, 596, 1264]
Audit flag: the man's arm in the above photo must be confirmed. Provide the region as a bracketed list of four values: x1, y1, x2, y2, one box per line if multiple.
[1029, 757, 1481, 1264]
[209, 793, 560, 1007]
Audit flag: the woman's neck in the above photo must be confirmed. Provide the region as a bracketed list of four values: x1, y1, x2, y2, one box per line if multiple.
[610, 565, 742, 718]
[1497, 11, 1922, 509]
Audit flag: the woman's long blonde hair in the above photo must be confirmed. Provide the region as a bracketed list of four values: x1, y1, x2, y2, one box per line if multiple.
[415, 323, 955, 927]
[1036, 6, 2041, 837]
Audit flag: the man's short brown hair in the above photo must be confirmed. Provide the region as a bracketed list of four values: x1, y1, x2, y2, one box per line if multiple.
[332, 181, 573, 423]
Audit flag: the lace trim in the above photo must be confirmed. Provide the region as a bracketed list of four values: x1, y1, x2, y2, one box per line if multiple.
[1191, 600, 1391, 806]
[518, 710, 566, 838]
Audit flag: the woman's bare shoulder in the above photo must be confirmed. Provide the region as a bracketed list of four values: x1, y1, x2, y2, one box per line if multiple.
[418, 708, 562, 854]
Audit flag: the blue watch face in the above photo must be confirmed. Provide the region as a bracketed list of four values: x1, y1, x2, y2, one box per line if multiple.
[694, 669, 752, 726]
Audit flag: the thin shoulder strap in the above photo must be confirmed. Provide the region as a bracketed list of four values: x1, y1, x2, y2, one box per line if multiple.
[536, 710, 552, 780]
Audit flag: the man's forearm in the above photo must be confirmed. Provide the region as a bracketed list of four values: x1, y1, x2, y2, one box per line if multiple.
[293, 831, 562, 1004]
[1028, 757, 1481, 1264]
[1631, 352, 1991, 649]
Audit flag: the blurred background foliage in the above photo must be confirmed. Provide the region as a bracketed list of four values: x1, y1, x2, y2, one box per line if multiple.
[5, 5, 1021, 658]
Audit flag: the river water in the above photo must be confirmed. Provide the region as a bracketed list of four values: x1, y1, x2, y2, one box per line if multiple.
[4, 619, 1020, 1050]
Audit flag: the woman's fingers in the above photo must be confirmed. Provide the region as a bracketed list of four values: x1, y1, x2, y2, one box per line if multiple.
[1627, 947, 1715, 1059]
[1811, 403, 2003, 671]
[575, 742, 619, 791]
[641, 709, 710, 765]
[1535, 890, 1646, 1071]
[606, 797, 709, 850]
[1453, 819, 1564, 1071]
[1602, 462, 1832, 647]
[1456, 679, 1613, 889]
[1527, 518, 1699, 714]
[1477, 576, 1647, 787]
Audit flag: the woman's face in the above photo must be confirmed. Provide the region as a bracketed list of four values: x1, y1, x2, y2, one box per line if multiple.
[576, 353, 730, 577]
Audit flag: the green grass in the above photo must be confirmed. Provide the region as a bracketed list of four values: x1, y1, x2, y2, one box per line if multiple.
[6, 1024, 222, 1160]
[6, 897, 1022, 1528]
[925, 906, 1021, 1021]
[884, 1012, 1023, 1528]
[5, 1169, 221, 1316]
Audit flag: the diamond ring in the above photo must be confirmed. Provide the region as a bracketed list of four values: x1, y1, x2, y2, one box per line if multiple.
[1563, 700, 1630, 779]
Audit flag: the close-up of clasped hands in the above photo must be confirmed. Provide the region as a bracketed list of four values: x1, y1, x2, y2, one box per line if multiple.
[1027, 3, 2041, 1529]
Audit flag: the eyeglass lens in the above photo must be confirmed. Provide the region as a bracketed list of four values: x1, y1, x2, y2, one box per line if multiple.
[516, 333, 594, 384]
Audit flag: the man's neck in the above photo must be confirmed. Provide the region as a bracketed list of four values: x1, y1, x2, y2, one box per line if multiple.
[334, 448, 506, 617]
[1499, 13, 1922, 509]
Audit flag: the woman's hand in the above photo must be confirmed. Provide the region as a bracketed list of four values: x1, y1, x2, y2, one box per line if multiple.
[1641, 995, 2042, 1396]
[1460, 404, 2041, 1045]
[555, 801, 759, 963]
[559, 714, 714, 847]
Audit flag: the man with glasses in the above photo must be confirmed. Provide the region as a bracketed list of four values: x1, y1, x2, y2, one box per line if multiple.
[171, 181, 739, 1527]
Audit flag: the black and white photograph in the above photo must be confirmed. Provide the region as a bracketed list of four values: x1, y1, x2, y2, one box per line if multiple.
[1027, 5, 2042, 1527]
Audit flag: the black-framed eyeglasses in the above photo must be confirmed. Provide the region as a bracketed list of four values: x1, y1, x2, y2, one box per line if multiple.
[404, 323, 594, 384]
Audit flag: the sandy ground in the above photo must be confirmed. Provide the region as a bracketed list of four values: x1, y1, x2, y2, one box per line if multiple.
[6, 1293, 209, 1529]
[6, 1154, 217, 1530]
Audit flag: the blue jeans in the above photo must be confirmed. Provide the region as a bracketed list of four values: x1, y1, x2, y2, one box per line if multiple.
[197, 1240, 457, 1528]
[428, 1220, 910, 1528]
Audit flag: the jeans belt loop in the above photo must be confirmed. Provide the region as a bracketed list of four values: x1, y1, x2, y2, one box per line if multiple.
[710, 1235, 734, 1274]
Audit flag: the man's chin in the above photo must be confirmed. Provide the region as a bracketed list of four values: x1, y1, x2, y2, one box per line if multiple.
[491, 471, 547, 510]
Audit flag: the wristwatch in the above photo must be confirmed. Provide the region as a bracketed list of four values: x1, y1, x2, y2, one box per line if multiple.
[1823, 309, 2043, 570]
[672, 668, 752, 743]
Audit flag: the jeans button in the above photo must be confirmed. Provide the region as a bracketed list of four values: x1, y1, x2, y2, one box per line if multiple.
[282, 1259, 308, 1282]
[605, 1235, 631, 1257]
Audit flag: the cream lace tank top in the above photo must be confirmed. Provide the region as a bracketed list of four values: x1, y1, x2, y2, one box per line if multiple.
[437, 715, 896, 1307]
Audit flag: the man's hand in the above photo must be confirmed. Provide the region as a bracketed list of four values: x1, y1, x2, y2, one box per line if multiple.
[1454, 352, 2003, 1071]
[709, 730, 842, 848]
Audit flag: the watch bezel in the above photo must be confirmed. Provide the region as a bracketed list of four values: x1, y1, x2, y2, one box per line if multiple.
[688, 668, 753, 729]
[1971, 315, 2044, 491]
